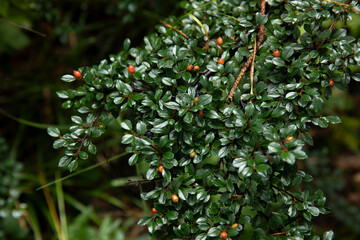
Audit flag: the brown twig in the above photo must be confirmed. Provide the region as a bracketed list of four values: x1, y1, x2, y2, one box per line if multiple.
[131, 131, 163, 155]
[249, 39, 257, 102]
[160, 20, 189, 39]
[73, 108, 103, 157]
[271, 230, 290, 236]
[127, 177, 162, 185]
[0, 18, 46, 37]
[228, 0, 267, 102]
[271, 185, 304, 203]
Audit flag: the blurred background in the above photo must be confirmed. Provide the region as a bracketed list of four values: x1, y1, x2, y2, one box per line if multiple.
[0, 0, 359, 239]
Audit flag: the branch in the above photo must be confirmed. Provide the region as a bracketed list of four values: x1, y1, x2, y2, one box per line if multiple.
[270, 230, 290, 236]
[160, 20, 189, 39]
[131, 131, 163, 155]
[228, 0, 267, 102]
[127, 177, 162, 185]
[73, 108, 103, 157]
[271, 185, 304, 203]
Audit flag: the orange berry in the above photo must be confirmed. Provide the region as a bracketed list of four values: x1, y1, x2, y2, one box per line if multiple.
[230, 36, 235, 41]
[231, 223, 239, 229]
[171, 194, 179, 203]
[73, 70, 82, 78]
[217, 58, 225, 65]
[128, 65, 135, 74]
[190, 151, 196, 158]
[217, 36, 223, 45]
[158, 165, 164, 173]
[186, 65, 193, 71]
[199, 110, 204, 117]
[220, 231, 228, 240]
[329, 79, 335, 87]
[273, 49, 280, 57]
[286, 136, 294, 142]
[194, 65, 200, 71]
[152, 208, 157, 213]
[193, 97, 199, 103]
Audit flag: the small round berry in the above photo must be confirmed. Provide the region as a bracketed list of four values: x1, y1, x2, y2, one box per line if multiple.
[171, 194, 179, 203]
[190, 151, 196, 158]
[128, 65, 135, 74]
[73, 70, 82, 78]
[193, 97, 199, 104]
[186, 65, 193, 71]
[199, 110, 204, 117]
[286, 136, 294, 142]
[231, 223, 239, 229]
[217, 37, 223, 45]
[217, 58, 225, 65]
[194, 65, 200, 71]
[152, 208, 157, 213]
[158, 165, 164, 173]
[230, 36, 235, 41]
[273, 49, 280, 57]
[329, 79, 335, 87]
[220, 231, 228, 240]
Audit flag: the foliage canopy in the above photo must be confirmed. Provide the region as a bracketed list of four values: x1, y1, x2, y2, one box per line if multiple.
[50, 0, 360, 239]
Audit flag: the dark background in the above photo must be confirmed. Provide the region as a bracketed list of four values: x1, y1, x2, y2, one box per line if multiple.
[0, 1, 360, 239]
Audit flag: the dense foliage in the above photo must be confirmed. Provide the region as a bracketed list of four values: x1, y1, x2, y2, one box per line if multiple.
[49, 0, 360, 239]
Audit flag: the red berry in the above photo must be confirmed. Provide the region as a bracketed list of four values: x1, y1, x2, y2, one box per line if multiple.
[217, 58, 224, 65]
[73, 70, 82, 78]
[158, 165, 164, 173]
[199, 110, 204, 117]
[217, 37, 223, 45]
[220, 231, 228, 240]
[186, 65, 193, 71]
[273, 49, 280, 57]
[286, 136, 294, 142]
[329, 79, 335, 87]
[171, 194, 179, 203]
[194, 65, 200, 71]
[152, 208, 157, 213]
[128, 65, 135, 74]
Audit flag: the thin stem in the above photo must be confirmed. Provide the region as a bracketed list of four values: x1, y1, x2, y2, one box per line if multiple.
[136, 164, 149, 215]
[0, 18, 46, 37]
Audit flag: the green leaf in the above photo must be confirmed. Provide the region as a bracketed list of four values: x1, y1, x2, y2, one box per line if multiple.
[282, 46, 294, 59]
[53, 139, 66, 149]
[48, 127, 61, 137]
[61, 74, 76, 82]
[121, 120, 132, 131]
[121, 134, 134, 144]
[198, 94, 212, 106]
[138, 216, 152, 226]
[58, 156, 71, 167]
[308, 206, 320, 216]
[164, 101, 180, 110]
[207, 227, 221, 237]
[128, 154, 138, 166]
[88, 143, 97, 154]
[71, 116, 83, 124]
[256, 164, 269, 172]
[326, 116, 341, 124]
[166, 211, 178, 221]
[323, 230, 334, 240]
[281, 151, 296, 164]
[123, 38, 131, 51]
[136, 121, 147, 135]
[288, 205, 296, 218]
[78, 151, 88, 160]
[163, 151, 174, 159]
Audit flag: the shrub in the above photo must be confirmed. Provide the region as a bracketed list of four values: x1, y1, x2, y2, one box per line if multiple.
[49, 0, 360, 239]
